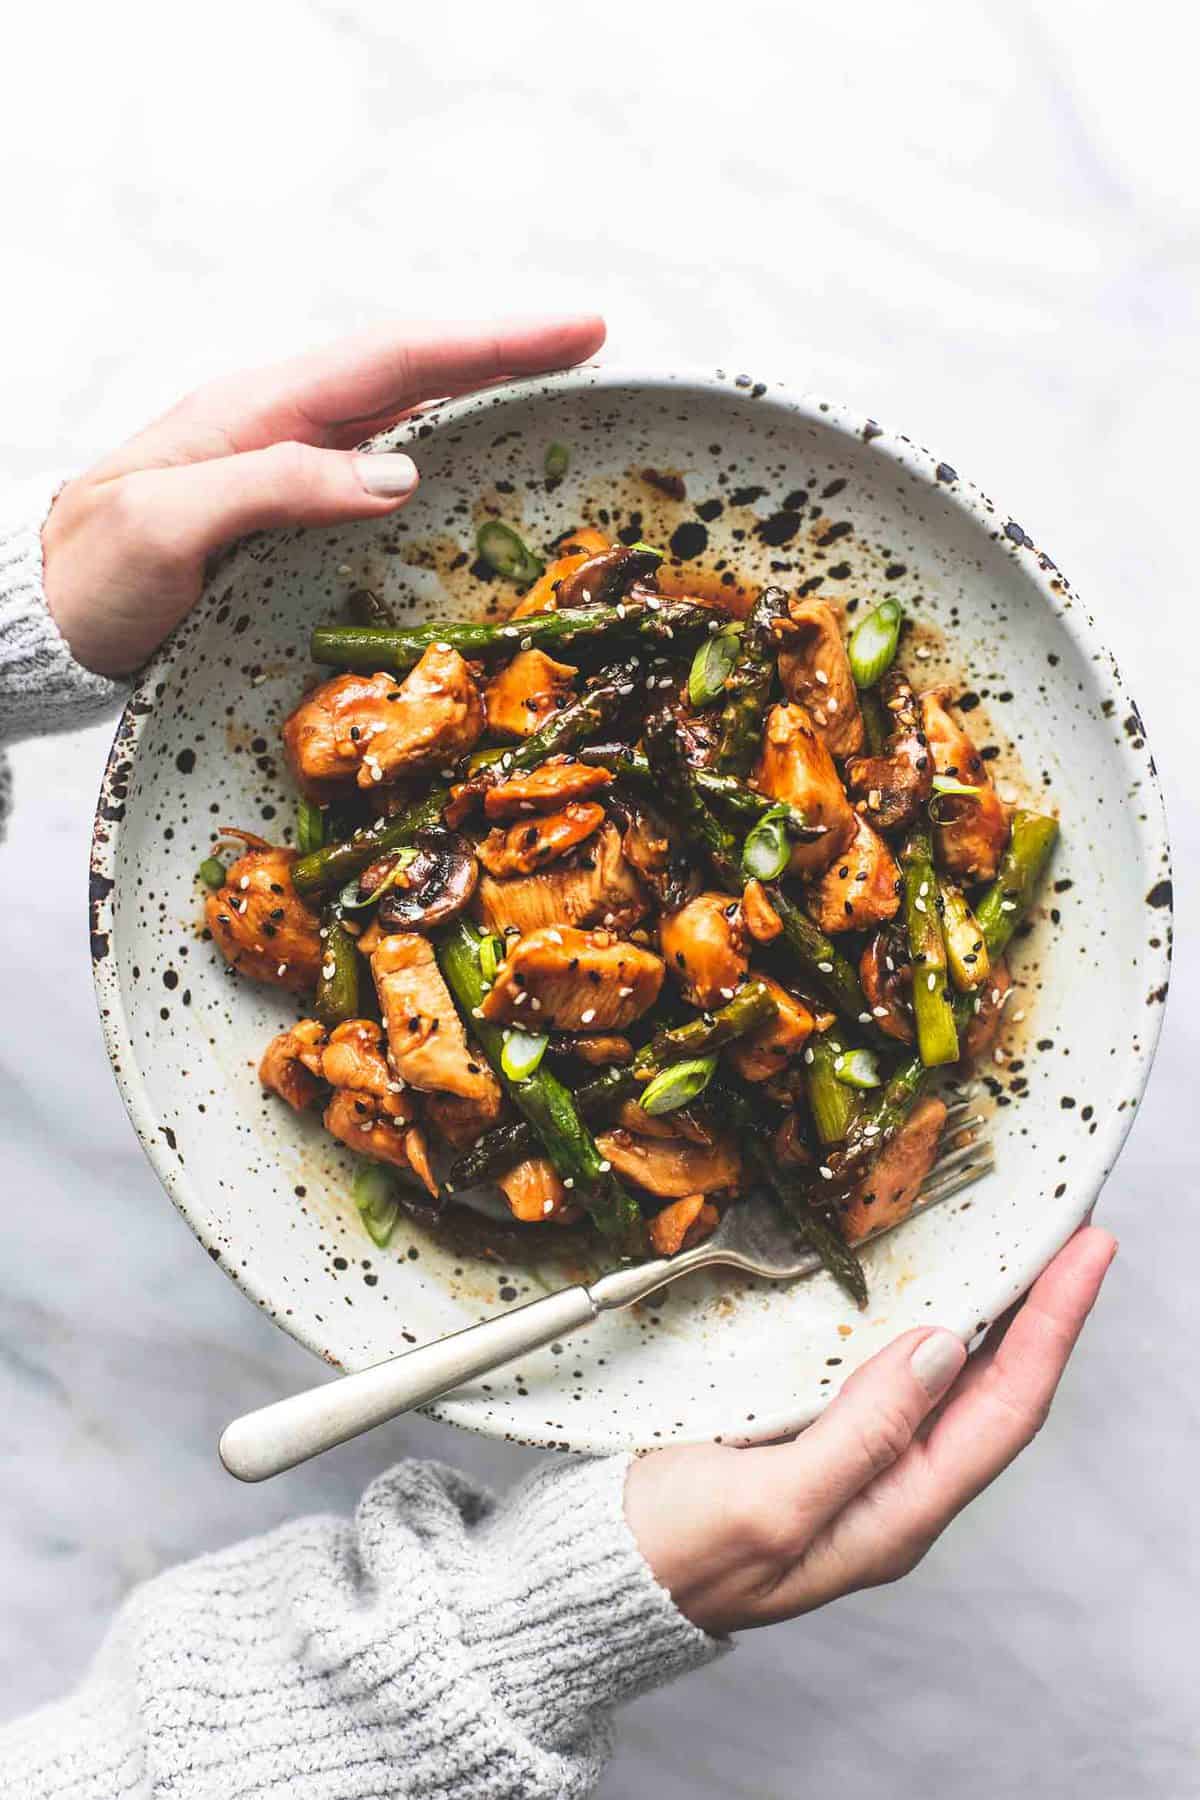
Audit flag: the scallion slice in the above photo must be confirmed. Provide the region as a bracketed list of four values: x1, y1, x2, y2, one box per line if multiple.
[639, 1054, 718, 1116]
[847, 599, 904, 689]
[544, 441, 570, 481]
[478, 934, 505, 984]
[337, 845, 417, 913]
[352, 1163, 400, 1248]
[476, 520, 545, 583]
[197, 855, 226, 889]
[833, 1048, 883, 1089]
[687, 624, 743, 708]
[296, 798, 325, 856]
[741, 804, 792, 882]
[628, 539, 665, 561]
[931, 774, 982, 797]
[500, 1029, 549, 1082]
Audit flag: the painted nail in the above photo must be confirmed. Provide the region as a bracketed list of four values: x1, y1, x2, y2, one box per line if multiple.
[356, 453, 419, 497]
[910, 1330, 966, 1399]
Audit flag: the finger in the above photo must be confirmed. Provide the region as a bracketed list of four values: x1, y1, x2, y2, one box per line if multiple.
[97, 315, 606, 475]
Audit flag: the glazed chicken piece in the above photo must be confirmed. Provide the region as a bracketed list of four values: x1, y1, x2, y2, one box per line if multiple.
[614, 1101, 718, 1143]
[648, 1194, 721, 1257]
[321, 1018, 406, 1109]
[481, 758, 614, 820]
[844, 669, 933, 830]
[206, 844, 323, 992]
[323, 1087, 437, 1197]
[920, 689, 1010, 882]
[741, 878, 782, 943]
[753, 703, 856, 877]
[283, 645, 483, 794]
[961, 957, 1012, 1063]
[564, 1033, 635, 1066]
[422, 1085, 505, 1150]
[258, 1019, 328, 1111]
[659, 891, 749, 1010]
[483, 649, 578, 740]
[841, 1094, 947, 1243]
[371, 932, 502, 1107]
[480, 925, 665, 1031]
[777, 599, 865, 757]
[474, 821, 648, 937]
[725, 976, 816, 1083]
[476, 802, 606, 877]
[595, 1128, 741, 1200]
[509, 528, 610, 619]
[806, 814, 902, 935]
[497, 1156, 578, 1224]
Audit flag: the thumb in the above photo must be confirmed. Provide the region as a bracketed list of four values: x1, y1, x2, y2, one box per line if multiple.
[119, 440, 420, 558]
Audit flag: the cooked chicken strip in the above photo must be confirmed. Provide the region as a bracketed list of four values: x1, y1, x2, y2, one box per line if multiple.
[422, 1085, 505, 1149]
[474, 821, 648, 937]
[726, 976, 816, 1082]
[660, 891, 749, 1010]
[778, 598, 864, 756]
[321, 1019, 409, 1114]
[483, 648, 578, 740]
[805, 814, 902, 935]
[283, 645, 483, 793]
[371, 932, 502, 1107]
[206, 845, 323, 992]
[961, 957, 1012, 1064]
[480, 926, 664, 1031]
[648, 1194, 720, 1256]
[753, 703, 856, 876]
[323, 1087, 437, 1197]
[481, 759, 614, 820]
[842, 1094, 946, 1243]
[844, 669, 933, 830]
[920, 689, 1010, 882]
[595, 1128, 741, 1199]
[476, 802, 606, 877]
[258, 1019, 328, 1111]
[497, 1156, 578, 1223]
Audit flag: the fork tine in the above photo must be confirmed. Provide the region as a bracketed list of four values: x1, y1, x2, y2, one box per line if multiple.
[920, 1145, 996, 1203]
[926, 1136, 993, 1182]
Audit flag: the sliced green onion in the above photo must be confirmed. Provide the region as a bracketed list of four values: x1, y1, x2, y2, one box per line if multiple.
[847, 598, 904, 689]
[478, 934, 505, 983]
[544, 441, 570, 481]
[628, 540, 665, 562]
[352, 1163, 400, 1248]
[197, 855, 226, 889]
[296, 798, 325, 856]
[931, 774, 982, 798]
[337, 845, 417, 913]
[687, 624, 743, 708]
[833, 1048, 883, 1089]
[741, 804, 792, 881]
[639, 1054, 718, 1116]
[500, 1029, 549, 1082]
[476, 520, 545, 583]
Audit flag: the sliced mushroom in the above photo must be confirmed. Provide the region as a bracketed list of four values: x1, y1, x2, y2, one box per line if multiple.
[844, 670, 933, 831]
[374, 831, 479, 932]
[860, 924, 914, 1043]
[555, 544, 664, 608]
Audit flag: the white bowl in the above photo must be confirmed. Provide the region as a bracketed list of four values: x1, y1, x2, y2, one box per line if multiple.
[90, 367, 1172, 1454]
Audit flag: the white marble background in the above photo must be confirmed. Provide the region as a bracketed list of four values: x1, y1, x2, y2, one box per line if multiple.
[2, 1, 1196, 1792]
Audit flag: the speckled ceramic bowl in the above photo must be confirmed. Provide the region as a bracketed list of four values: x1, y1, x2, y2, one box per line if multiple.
[90, 367, 1171, 1454]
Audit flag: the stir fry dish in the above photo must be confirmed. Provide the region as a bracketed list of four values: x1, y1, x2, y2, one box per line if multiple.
[199, 523, 1058, 1304]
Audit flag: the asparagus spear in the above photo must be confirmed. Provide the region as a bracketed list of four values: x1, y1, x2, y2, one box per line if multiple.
[975, 811, 1059, 959]
[938, 881, 990, 991]
[577, 743, 818, 839]
[714, 585, 789, 775]
[309, 597, 711, 675]
[447, 981, 779, 1189]
[644, 708, 743, 889]
[902, 830, 959, 1067]
[764, 885, 878, 1031]
[291, 785, 451, 896]
[805, 1035, 860, 1145]
[436, 919, 647, 1255]
[313, 916, 361, 1026]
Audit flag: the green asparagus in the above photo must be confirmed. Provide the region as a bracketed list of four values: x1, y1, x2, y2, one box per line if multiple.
[714, 586, 789, 775]
[902, 830, 959, 1067]
[975, 811, 1059, 959]
[314, 916, 361, 1027]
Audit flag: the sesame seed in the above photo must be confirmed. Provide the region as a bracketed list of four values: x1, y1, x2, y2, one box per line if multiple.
[471, 1006, 485, 1018]
[616, 603, 627, 619]
[440, 767, 455, 779]
[529, 997, 542, 1011]
[915, 645, 931, 659]
[804, 1046, 815, 1064]
[598, 1159, 611, 1172]
[1012, 1008, 1026, 1022]
[277, 963, 288, 977]
[563, 1177, 575, 1189]
[814, 668, 828, 685]
[502, 626, 519, 637]
[818, 1165, 833, 1180]
[520, 637, 533, 651]
[927, 972, 937, 990]
[542, 1199, 555, 1215]
[514, 990, 528, 1006]
[827, 696, 839, 712]
[859, 1011, 872, 1023]
[873, 1005, 888, 1017]
[994, 1047, 1006, 1063]
[618, 985, 633, 997]
[239, 875, 250, 890]
[817, 960, 833, 973]
[1000, 899, 1017, 912]
[581, 1007, 596, 1024]
[914, 896, 927, 913]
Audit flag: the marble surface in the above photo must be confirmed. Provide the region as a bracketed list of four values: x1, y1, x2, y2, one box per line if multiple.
[1, 1, 1195, 1792]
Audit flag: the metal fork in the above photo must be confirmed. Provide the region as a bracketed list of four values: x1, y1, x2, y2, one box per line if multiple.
[219, 1103, 992, 1481]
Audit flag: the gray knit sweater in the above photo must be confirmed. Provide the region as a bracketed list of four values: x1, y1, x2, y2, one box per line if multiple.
[0, 482, 722, 1798]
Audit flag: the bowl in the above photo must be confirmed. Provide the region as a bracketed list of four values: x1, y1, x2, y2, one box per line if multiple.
[90, 366, 1171, 1454]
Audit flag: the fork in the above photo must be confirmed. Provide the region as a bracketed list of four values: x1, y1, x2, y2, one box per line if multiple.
[219, 1103, 992, 1482]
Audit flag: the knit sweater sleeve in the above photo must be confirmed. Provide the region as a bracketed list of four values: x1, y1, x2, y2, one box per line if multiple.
[0, 1454, 722, 1799]
[0, 476, 128, 836]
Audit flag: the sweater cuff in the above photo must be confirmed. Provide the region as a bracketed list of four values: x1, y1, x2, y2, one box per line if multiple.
[0, 475, 128, 742]
[466, 1452, 726, 1742]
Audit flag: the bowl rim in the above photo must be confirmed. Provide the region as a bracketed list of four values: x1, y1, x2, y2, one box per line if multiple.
[89, 362, 1173, 1451]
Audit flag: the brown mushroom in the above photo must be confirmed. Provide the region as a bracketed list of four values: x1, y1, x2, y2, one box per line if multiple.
[371, 831, 479, 932]
[860, 925, 914, 1043]
[555, 544, 664, 608]
[844, 669, 933, 831]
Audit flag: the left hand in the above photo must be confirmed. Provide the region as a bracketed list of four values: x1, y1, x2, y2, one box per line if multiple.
[42, 315, 605, 676]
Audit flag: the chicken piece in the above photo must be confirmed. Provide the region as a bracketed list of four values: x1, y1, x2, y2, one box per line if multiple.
[778, 599, 864, 756]
[323, 1088, 437, 1197]
[920, 689, 1011, 882]
[497, 1156, 578, 1224]
[476, 802, 606, 878]
[842, 1095, 947, 1243]
[283, 647, 483, 794]
[206, 845, 323, 992]
[422, 1085, 505, 1150]
[726, 976, 817, 1083]
[480, 925, 664, 1031]
[615, 1102, 718, 1145]
[560, 1033, 634, 1066]
[481, 759, 614, 820]
[595, 1128, 741, 1199]
[609, 796, 682, 909]
[258, 1019, 328, 1111]
[660, 891, 749, 1010]
[753, 703, 856, 877]
[961, 957, 1012, 1064]
[321, 1019, 409, 1115]
[474, 821, 648, 937]
[860, 927, 914, 1043]
[805, 815, 902, 935]
[648, 1195, 721, 1257]
[844, 670, 933, 831]
[483, 649, 578, 740]
[509, 529, 611, 619]
[371, 932, 502, 1107]
[741, 878, 782, 943]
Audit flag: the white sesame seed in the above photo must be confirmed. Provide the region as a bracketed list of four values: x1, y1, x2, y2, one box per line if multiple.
[994, 1047, 1006, 1063]
[873, 1005, 889, 1017]
[546, 929, 563, 945]
[827, 696, 839, 712]
[277, 963, 288, 977]
[618, 985, 633, 997]
[914, 896, 927, 913]
[721, 987, 735, 1000]
[440, 767, 455, 779]
[919, 881, 929, 897]
[817, 960, 833, 973]
[804, 1046, 815, 1064]
[520, 637, 533, 652]
[927, 972, 937, 990]
[514, 990, 528, 1006]
[239, 875, 250, 890]
[616, 603, 627, 619]
[471, 1005, 485, 1018]
[322, 962, 336, 979]
[581, 1007, 596, 1024]
[1000, 899, 1016, 912]
[815, 668, 828, 685]
[598, 1159, 611, 1172]
[646, 595, 661, 611]
[818, 1165, 833, 1180]
[563, 1177, 575, 1189]
[915, 645, 931, 660]
[502, 626, 519, 637]
[617, 682, 635, 696]
[542, 1198, 555, 1214]
[1012, 1008, 1026, 1022]
[859, 1011, 872, 1023]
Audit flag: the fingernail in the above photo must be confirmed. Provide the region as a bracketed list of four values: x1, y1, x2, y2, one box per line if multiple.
[910, 1331, 966, 1399]
[356, 452, 418, 497]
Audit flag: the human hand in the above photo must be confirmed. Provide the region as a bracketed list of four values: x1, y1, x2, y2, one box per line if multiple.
[625, 1225, 1115, 1635]
[42, 315, 606, 677]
